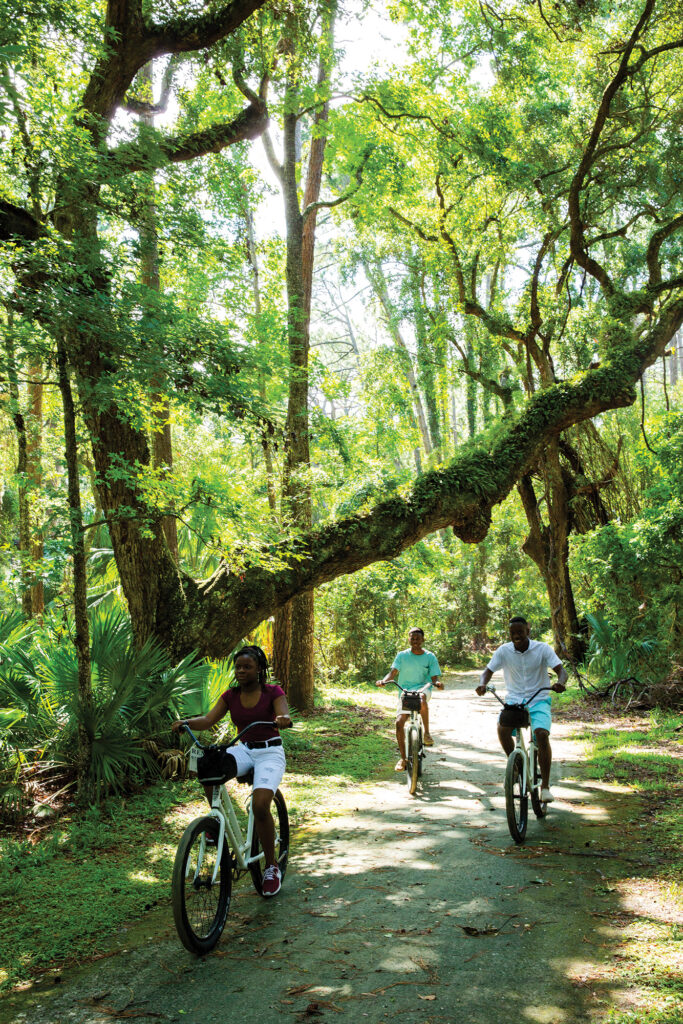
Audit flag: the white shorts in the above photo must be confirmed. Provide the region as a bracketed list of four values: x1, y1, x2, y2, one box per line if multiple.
[230, 742, 286, 793]
[396, 686, 432, 719]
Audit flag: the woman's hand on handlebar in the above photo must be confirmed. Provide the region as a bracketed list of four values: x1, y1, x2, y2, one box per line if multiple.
[551, 682, 566, 693]
[275, 714, 293, 729]
[434, 680, 444, 690]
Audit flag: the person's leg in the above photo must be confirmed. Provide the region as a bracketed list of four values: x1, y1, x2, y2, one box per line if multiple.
[497, 723, 515, 755]
[395, 713, 409, 767]
[529, 701, 553, 796]
[251, 788, 277, 865]
[535, 728, 552, 788]
[420, 696, 432, 743]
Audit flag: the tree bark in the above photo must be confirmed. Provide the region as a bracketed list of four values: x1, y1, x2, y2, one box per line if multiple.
[139, 61, 179, 561]
[57, 340, 94, 804]
[26, 364, 44, 616]
[3, 316, 32, 617]
[365, 259, 433, 460]
[517, 448, 585, 663]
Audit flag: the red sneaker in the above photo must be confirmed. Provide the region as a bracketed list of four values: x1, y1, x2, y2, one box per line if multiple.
[262, 864, 282, 897]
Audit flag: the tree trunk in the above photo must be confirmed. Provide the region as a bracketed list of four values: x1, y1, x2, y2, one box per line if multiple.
[140, 61, 178, 561]
[275, 11, 335, 710]
[365, 259, 433, 460]
[517, 444, 586, 663]
[57, 340, 95, 804]
[3, 316, 32, 616]
[26, 364, 44, 616]
[411, 265, 442, 459]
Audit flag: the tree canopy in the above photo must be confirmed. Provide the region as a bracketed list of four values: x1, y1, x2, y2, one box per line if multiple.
[0, 0, 681, 676]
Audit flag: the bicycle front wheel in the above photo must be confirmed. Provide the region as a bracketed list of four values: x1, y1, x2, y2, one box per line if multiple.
[172, 815, 232, 954]
[249, 789, 290, 896]
[407, 725, 420, 795]
[530, 746, 547, 819]
[504, 750, 528, 843]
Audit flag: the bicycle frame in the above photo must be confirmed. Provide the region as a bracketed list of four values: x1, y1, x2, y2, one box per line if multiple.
[485, 684, 550, 796]
[184, 721, 275, 884]
[510, 722, 533, 793]
[394, 682, 428, 736]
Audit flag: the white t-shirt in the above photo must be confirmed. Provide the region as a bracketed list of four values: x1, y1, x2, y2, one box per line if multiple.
[487, 640, 562, 707]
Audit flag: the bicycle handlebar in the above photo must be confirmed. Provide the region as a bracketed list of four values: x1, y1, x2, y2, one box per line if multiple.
[180, 718, 292, 749]
[384, 680, 432, 695]
[484, 684, 553, 707]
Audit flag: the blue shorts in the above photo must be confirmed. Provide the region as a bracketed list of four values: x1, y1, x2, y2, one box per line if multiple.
[500, 698, 552, 737]
[528, 698, 552, 735]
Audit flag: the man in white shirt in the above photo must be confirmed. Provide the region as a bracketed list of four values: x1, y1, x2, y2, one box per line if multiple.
[476, 616, 567, 802]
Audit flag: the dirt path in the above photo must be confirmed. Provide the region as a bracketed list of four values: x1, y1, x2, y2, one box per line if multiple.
[0, 673, 656, 1024]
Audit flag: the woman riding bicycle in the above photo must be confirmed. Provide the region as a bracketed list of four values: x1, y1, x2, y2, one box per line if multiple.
[172, 645, 290, 897]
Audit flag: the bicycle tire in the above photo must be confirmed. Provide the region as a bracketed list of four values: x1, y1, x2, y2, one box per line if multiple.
[504, 750, 528, 843]
[408, 726, 420, 795]
[249, 789, 290, 896]
[172, 815, 232, 954]
[530, 746, 547, 819]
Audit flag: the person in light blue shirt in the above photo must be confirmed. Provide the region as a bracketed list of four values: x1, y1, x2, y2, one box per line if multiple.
[377, 627, 443, 771]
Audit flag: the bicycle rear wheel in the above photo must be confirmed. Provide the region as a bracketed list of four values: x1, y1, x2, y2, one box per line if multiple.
[249, 789, 290, 896]
[504, 750, 528, 843]
[172, 815, 232, 954]
[407, 725, 420, 795]
[530, 746, 547, 819]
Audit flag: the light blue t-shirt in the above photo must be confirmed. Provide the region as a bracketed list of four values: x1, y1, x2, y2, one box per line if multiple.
[391, 649, 441, 691]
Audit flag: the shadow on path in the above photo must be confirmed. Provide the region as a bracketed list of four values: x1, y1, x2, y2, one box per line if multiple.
[0, 672, 654, 1024]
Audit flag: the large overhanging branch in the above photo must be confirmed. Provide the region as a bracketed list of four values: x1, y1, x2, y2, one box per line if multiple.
[82, 0, 269, 122]
[176, 295, 683, 658]
[0, 200, 44, 243]
[107, 102, 268, 175]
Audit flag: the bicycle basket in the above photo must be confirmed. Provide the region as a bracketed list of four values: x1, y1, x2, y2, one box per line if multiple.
[499, 704, 530, 729]
[196, 745, 234, 784]
[401, 692, 422, 712]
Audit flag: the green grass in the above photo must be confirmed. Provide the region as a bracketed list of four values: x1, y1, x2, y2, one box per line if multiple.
[0, 682, 394, 992]
[571, 710, 682, 882]
[565, 707, 682, 1024]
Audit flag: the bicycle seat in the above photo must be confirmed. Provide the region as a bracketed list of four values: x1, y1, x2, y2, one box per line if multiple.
[236, 768, 255, 785]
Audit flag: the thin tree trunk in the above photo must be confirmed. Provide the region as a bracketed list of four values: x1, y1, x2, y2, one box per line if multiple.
[140, 61, 178, 561]
[365, 259, 433, 460]
[242, 195, 288, 686]
[3, 314, 32, 616]
[57, 340, 94, 804]
[26, 364, 44, 615]
[411, 265, 441, 460]
[274, 8, 336, 710]
[518, 447, 586, 664]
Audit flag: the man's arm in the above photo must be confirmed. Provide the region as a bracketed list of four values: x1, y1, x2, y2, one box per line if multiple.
[431, 675, 444, 690]
[476, 667, 493, 696]
[376, 667, 399, 687]
[551, 662, 568, 692]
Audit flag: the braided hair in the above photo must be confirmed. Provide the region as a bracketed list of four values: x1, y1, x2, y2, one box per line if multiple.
[233, 644, 269, 689]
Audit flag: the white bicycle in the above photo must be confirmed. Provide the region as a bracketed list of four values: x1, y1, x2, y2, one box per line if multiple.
[172, 721, 290, 954]
[395, 682, 428, 795]
[484, 684, 551, 843]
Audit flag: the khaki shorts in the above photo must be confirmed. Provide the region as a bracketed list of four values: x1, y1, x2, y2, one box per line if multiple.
[396, 685, 432, 720]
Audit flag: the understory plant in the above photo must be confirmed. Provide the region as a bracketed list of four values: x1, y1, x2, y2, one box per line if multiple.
[584, 610, 661, 689]
[0, 607, 208, 807]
